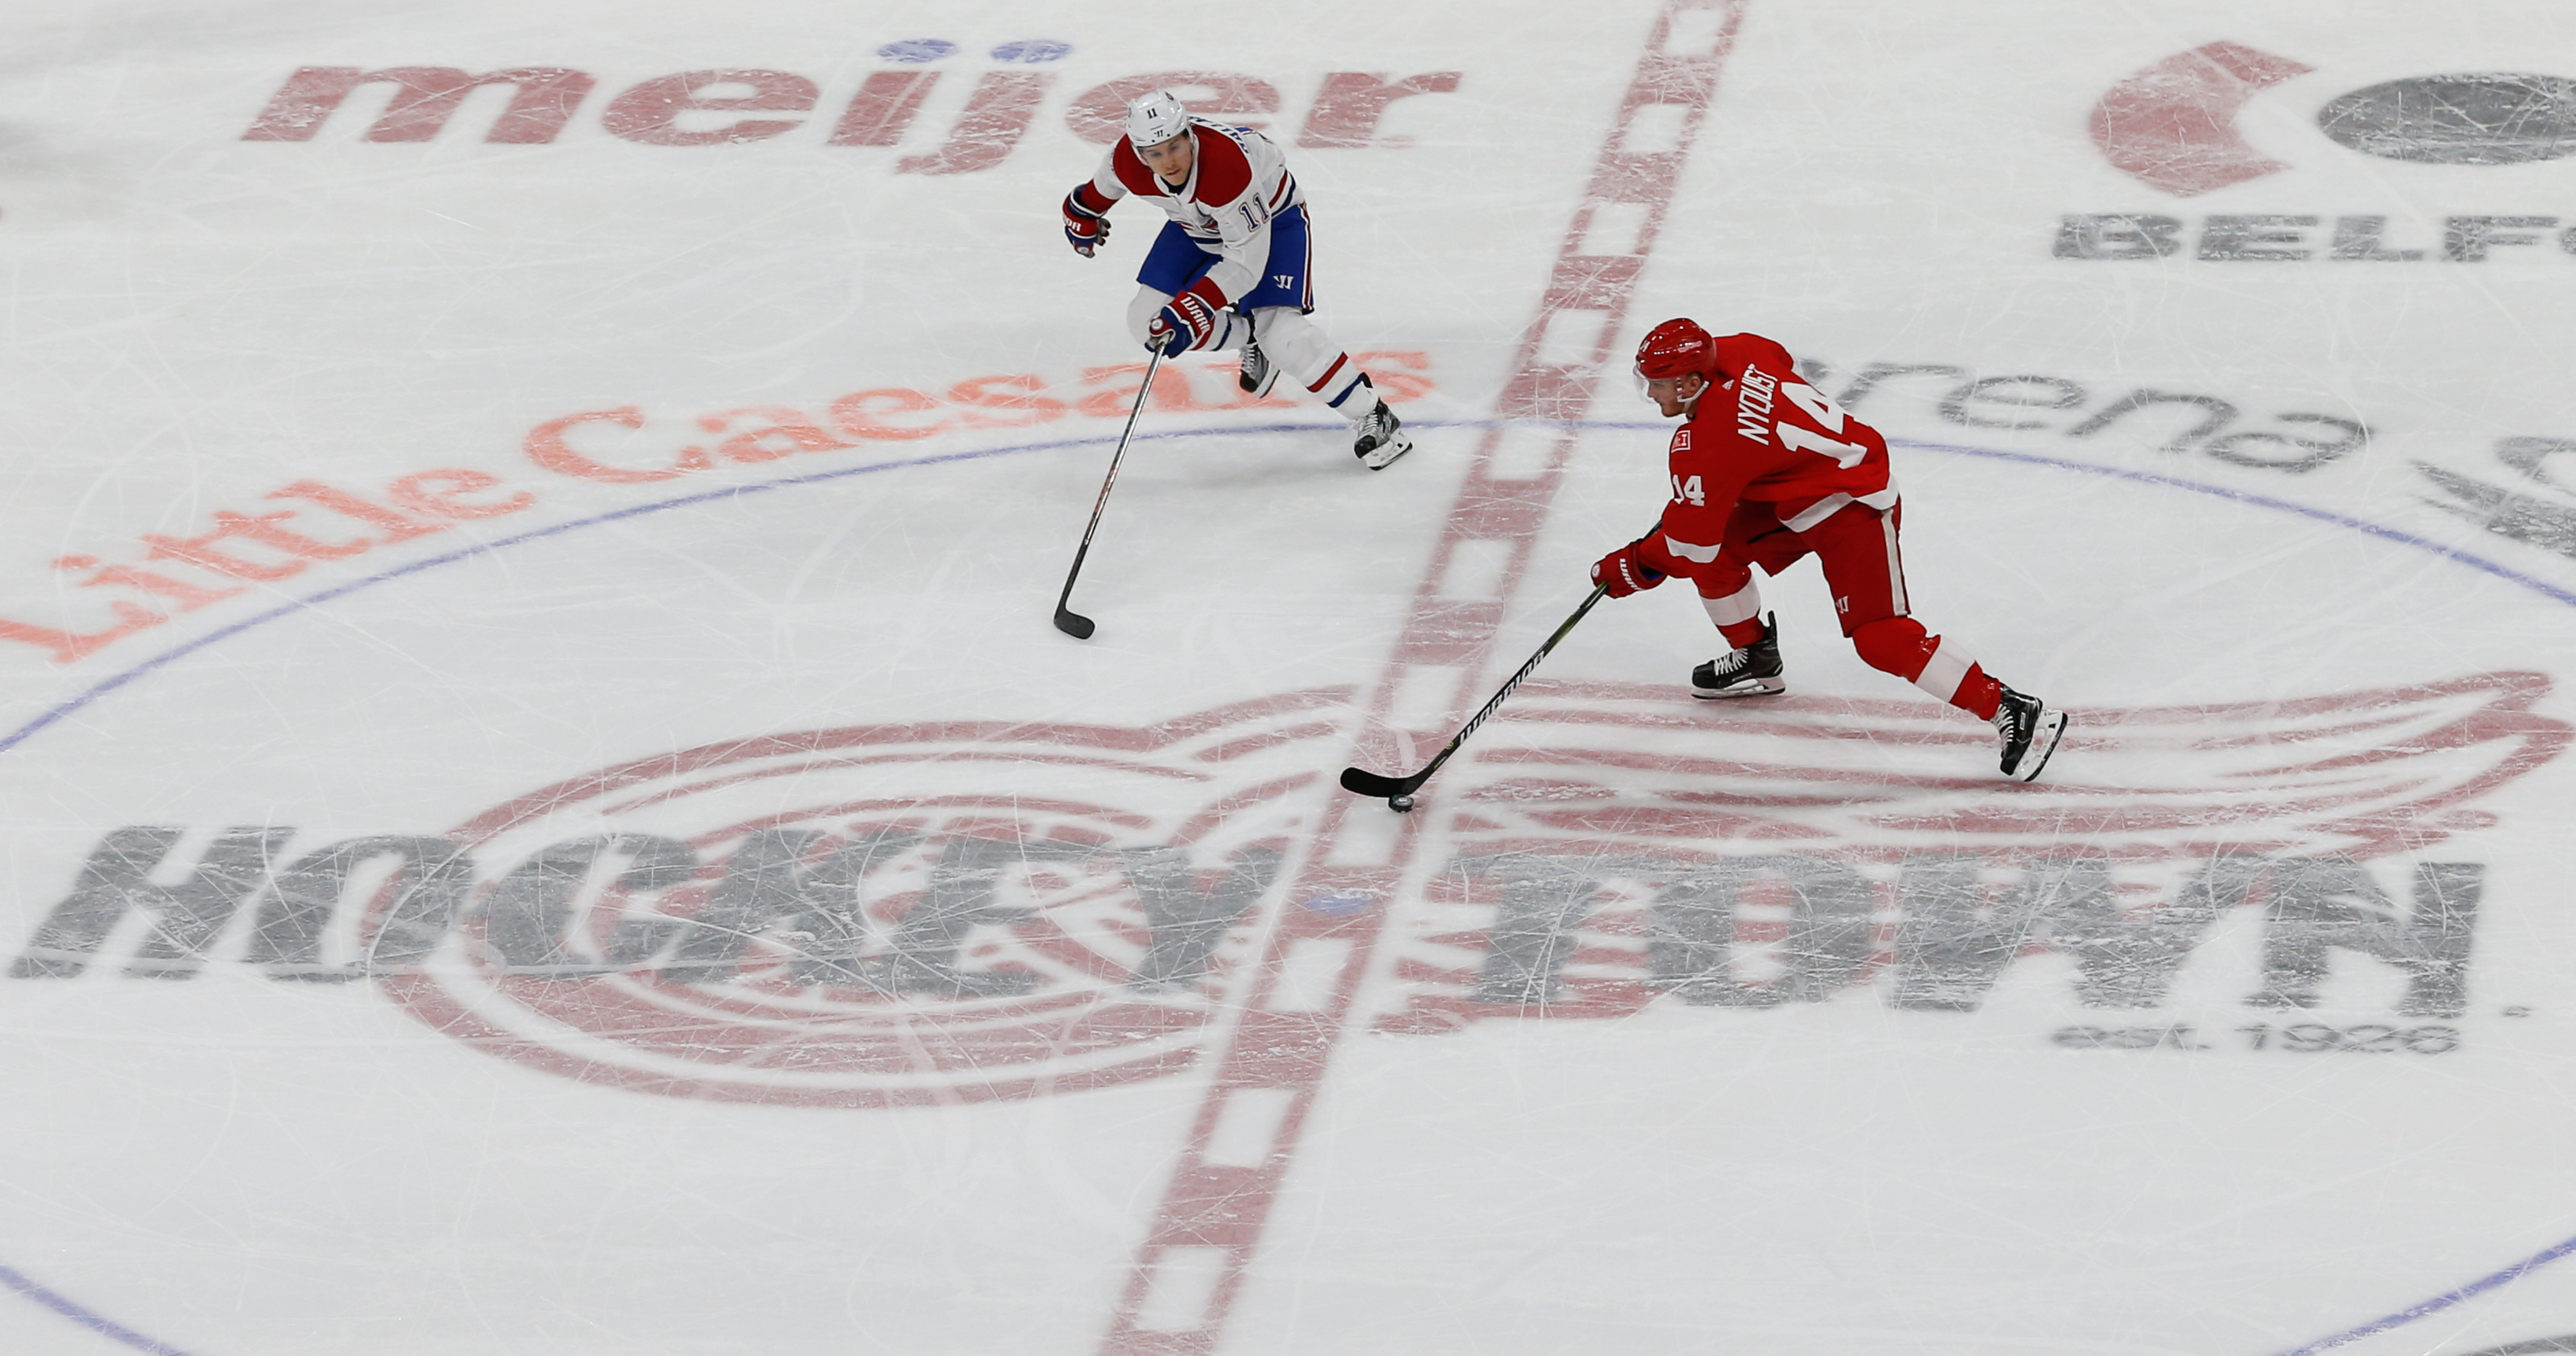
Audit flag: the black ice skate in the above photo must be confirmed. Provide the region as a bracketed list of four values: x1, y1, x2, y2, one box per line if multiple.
[1992, 684, 2068, 782]
[1691, 613, 1785, 698]
[1352, 400, 1413, 470]
[1237, 330, 1279, 397]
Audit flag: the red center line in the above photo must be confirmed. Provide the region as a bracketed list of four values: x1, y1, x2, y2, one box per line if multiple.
[1094, 3, 1749, 1350]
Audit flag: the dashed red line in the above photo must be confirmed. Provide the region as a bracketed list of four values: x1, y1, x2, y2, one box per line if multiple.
[1093, 4, 1750, 1352]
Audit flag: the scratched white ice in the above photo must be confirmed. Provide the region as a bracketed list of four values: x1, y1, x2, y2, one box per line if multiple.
[5, 1, 2576, 1354]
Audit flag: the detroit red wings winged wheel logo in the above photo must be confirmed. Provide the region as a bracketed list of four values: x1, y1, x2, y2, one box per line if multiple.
[378, 693, 1348, 1107]
[1447, 671, 2563, 860]
[378, 675, 2564, 1103]
[1380, 671, 2567, 1028]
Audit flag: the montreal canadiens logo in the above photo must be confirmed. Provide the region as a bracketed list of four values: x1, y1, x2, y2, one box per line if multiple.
[378, 696, 1342, 1106]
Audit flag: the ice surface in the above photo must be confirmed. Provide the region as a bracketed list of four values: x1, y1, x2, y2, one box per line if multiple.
[5, 1, 2576, 1353]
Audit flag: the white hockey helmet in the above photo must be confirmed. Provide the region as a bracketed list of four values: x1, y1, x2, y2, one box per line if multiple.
[1124, 89, 1191, 149]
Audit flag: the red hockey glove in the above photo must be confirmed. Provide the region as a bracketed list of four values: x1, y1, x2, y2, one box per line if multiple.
[1062, 190, 1111, 258]
[1590, 538, 1666, 598]
[1146, 280, 1227, 357]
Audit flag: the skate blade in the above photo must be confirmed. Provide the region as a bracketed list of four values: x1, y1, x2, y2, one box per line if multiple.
[1359, 431, 1414, 470]
[1691, 676, 1786, 699]
[2007, 709, 2069, 781]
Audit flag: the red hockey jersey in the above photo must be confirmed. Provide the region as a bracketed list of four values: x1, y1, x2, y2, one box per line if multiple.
[1635, 333, 1899, 578]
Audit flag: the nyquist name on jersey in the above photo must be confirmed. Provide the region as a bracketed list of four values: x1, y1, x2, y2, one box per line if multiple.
[1735, 367, 1778, 445]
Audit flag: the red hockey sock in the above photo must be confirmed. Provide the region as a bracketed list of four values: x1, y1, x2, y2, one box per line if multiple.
[1952, 664, 2003, 721]
[1853, 618, 2003, 718]
[1718, 617, 1767, 650]
[1851, 616, 1933, 679]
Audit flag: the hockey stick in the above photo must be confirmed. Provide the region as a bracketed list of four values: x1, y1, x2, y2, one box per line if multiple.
[1340, 582, 1611, 812]
[1053, 348, 1165, 639]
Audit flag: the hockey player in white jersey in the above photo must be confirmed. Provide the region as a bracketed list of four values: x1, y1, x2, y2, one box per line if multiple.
[1060, 89, 1413, 469]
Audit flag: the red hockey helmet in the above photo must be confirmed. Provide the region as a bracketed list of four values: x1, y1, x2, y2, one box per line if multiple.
[1634, 317, 1719, 384]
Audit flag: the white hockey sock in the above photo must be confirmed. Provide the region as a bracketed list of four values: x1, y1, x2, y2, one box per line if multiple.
[1912, 639, 1976, 702]
[1252, 308, 1373, 416]
[1699, 579, 1762, 629]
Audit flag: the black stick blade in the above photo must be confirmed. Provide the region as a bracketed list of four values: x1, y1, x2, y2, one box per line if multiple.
[1053, 607, 1096, 640]
[1338, 765, 1420, 799]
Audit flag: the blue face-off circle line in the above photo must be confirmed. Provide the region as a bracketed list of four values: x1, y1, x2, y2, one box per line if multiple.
[0, 1264, 193, 1356]
[0, 416, 2566, 1356]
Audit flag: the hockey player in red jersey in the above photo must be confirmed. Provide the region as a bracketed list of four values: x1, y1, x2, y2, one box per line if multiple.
[1589, 319, 2068, 780]
[1059, 88, 1411, 469]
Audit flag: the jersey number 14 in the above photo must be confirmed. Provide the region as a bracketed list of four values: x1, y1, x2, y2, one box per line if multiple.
[1775, 380, 1867, 468]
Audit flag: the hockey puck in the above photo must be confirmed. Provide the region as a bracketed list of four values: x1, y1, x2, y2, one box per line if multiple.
[1388, 795, 1414, 813]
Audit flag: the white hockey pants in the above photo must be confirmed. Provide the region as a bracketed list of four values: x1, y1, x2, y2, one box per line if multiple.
[1125, 292, 1377, 420]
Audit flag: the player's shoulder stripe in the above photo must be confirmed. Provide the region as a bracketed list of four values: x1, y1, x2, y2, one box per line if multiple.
[1109, 140, 1161, 197]
[1190, 127, 1254, 205]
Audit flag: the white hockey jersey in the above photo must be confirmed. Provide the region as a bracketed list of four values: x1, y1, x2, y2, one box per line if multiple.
[1074, 117, 1305, 308]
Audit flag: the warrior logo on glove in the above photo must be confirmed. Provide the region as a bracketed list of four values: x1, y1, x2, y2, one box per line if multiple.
[1147, 280, 1226, 357]
[1590, 538, 1666, 598]
[1060, 189, 1110, 258]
